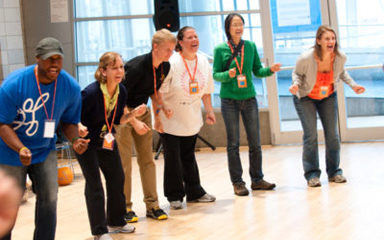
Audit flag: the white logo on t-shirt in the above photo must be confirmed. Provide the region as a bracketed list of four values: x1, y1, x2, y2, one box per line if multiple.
[13, 93, 50, 136]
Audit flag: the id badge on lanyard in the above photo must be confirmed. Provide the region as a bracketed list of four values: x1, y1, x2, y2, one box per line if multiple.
[320, 86, 329, 98]
[43, 119, 56, 138]
[102, 132, 115, 151]
[189, 82, 199, 94]
[237, 74, 247, 88]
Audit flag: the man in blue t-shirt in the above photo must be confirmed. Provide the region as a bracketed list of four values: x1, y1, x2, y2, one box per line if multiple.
[0, 37, 89, 240]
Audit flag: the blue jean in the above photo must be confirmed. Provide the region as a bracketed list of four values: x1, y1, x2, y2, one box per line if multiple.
[293, 93, 342, 180]
[221, 97, 264, 184]
[0, 150, 58, 240]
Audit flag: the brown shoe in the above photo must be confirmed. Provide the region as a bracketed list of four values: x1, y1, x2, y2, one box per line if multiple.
[233, 182, 249, 196]
[251, 180, 276, 190]
[307, 177, 321, 187]
[329, 175, 347, 183]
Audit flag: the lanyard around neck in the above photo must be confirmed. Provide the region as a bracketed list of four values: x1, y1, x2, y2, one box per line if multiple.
[228, 42, 244, 75]
[102, 94, 118, 134]
[152, 64, 164, 98]
[34, 65, 57, 120]
[180, 52, 198, 83]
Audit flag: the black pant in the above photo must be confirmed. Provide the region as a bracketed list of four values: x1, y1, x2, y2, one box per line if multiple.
[76, 145, 126, 236]
[161, 133, 206, 202]
[0, 232, 11, 240]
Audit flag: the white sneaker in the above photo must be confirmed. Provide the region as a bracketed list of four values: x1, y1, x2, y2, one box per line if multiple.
[94, 233, 112, 240]
[190, 193, 216, 203]
[169, 200, 183, 209]
[108, 223, 135, 233]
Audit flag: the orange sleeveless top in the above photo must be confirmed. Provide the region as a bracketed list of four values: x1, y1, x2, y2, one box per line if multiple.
[307, 54, 335, 100]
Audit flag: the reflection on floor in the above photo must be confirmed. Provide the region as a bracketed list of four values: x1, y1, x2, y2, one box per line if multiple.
[12, 142, 384, 240]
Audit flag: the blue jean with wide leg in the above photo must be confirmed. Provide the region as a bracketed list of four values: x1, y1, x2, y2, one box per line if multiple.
[293, 93, 342, 180]
[0, 150, 58, 240]
[221, 97, 264, 184]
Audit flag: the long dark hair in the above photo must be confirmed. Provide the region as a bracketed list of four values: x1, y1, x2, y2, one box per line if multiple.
[314, 25, 340, 60]
[175, 26, 195, 52]
[224, 13, 244, 41]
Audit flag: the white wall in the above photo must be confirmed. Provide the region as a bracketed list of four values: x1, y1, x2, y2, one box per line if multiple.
[0, 0, 25, 82]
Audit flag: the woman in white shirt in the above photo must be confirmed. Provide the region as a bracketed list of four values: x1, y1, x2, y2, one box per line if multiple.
[159, 26, 216, 210]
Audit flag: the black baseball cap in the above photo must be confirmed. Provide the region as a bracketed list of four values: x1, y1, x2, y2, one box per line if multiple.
[35, 37, 64, 60]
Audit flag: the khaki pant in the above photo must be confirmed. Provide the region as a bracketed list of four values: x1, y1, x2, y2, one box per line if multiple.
[115, 108, 159, 210]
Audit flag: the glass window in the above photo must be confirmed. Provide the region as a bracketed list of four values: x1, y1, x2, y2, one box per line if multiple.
[75, 19, 154, 63]
[77, 65, 98, 90]
[74, 0, 153, 18]
[336, 0, 384, 128]
[178, 0, 221, 12]
[270, 0, 322, 131]
[178, 0, 259, 14]
[74, 0, 266, 108]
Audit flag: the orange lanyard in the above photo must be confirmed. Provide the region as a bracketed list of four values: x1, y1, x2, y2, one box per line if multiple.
[152, 64, 164, 98]
[102, 95, 118, 134]
[34, 65, 57, 120]
[228, 42, 244, 75]
[180, 53, 198, 83]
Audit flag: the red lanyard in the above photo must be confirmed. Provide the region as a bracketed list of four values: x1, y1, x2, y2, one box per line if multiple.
[34, 65, 57, 120]
[228, 42, 244, 75]
[102, 95, 118, 134]
[152, 64, 164, 98]
[180, 53, 198, 83]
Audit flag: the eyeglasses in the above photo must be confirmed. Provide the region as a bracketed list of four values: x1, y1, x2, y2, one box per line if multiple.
[230, 23, 244, 28]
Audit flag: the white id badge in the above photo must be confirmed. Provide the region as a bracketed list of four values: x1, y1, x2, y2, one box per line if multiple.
[102, 133, 115, 151]
[43, 120, 56, 138]
[104, 132, 115, 143]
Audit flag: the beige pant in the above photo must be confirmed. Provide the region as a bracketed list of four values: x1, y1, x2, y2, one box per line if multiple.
[115, 108, 159, 210]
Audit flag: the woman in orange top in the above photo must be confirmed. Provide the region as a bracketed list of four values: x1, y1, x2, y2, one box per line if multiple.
[289, 25, 365, 187]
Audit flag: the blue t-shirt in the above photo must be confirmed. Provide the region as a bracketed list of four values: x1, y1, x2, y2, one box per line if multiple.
[0, 65, 81, 166]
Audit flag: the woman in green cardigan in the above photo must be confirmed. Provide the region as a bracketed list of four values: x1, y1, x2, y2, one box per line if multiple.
[213, 13, 281, 196]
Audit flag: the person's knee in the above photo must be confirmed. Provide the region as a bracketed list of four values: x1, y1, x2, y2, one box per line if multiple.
[38, 189, 58, 206]
[227, 143, 239, 152]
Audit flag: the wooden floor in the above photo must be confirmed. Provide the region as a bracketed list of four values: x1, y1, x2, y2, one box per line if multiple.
[12, 142, 384, 240]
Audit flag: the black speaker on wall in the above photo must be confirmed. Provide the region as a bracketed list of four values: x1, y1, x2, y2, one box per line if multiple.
[153, 0, 180, 32]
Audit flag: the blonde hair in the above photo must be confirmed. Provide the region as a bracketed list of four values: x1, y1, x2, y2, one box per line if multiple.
[94, 52, 123, 83]
[152, 28, 176, 47]
[314, 25, 340, 61]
